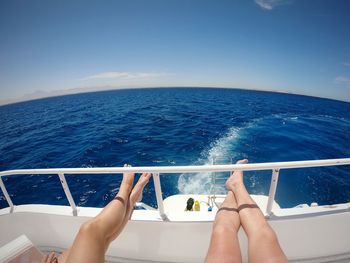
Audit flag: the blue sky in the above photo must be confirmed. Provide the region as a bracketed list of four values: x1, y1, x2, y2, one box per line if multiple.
[1, 0, 350, 103]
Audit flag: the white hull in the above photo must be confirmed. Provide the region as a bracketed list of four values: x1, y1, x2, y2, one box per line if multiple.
[1, 194, 350, 262]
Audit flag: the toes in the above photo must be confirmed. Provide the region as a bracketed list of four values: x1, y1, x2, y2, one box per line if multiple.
[230, 159, 248, 176]
[47, 252, 56, 263]
[136, 173, 151, 189]
[140, 173, 152, 183]
[123, 164, 132, 169]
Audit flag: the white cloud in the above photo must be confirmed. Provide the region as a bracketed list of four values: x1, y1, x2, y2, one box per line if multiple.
[80, 71, 167, 81]
[335, 76, 350, 84]
[343, 62, 350, 67]
[254, 0, 290, 10]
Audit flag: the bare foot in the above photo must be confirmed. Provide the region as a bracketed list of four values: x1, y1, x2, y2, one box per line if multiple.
[130, 173, 152, 204]
[120, 164, 135, 192]
[225, 159, 248, 191]
[41, 252, 57, 263]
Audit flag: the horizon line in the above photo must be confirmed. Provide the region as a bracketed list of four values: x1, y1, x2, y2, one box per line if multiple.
[0, 86, 349, 107]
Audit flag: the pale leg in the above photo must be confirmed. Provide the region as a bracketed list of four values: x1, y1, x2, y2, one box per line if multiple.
[205, 191, 242, 263]
[227, 159, 288, 263]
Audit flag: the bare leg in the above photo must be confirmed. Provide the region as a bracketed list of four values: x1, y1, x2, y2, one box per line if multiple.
[105, 172, 152, 245]
[205, 191, 242, 263]
[226, 159, 287, 263]
[60, 168, 151, 263]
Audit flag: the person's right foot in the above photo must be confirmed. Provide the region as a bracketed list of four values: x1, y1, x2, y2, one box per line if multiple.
[225, 159, 248, 191]
[130, 173, 152, 204]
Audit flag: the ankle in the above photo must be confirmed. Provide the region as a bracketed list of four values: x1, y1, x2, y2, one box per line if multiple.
[228, 181, 244, 192]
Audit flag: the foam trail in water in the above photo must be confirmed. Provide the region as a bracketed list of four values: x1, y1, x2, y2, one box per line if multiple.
[177, 127, 243, 194]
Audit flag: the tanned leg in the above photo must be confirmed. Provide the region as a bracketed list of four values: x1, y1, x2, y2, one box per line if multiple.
[105, 172, 152, 245]
[59, 165, 151, 263]
[205, 191, 242, 263]
[227, 159, 287, 263]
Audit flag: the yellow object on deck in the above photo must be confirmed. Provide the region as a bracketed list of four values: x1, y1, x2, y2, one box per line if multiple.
[194, 200, 200, 211]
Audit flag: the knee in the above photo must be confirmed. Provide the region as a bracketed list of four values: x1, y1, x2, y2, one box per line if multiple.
[255, 225, 278, 244]
[213, 216, 240, 233]
[212, 222, 235, 236]
[79, 219, 101, 238]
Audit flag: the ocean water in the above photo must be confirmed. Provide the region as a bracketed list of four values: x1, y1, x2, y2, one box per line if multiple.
[0, 88, 350, 209]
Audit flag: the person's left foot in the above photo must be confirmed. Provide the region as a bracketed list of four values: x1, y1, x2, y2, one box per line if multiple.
[120, 164, 135, 192]
[225, 159, 248, 191]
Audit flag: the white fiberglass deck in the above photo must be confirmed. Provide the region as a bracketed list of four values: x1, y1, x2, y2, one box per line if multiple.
[1, 158, 350, 262]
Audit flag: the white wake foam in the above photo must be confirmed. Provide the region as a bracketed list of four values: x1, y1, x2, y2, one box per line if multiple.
[177, 114, 311, 195]
[177, 127, 243, 194]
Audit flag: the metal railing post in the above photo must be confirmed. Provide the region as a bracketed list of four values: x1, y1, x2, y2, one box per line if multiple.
[152, 173, 168, 221]
[211, 156, 216, 198]
[58, 173, 77, 216]
[266, 168, 280, 217]
[0, 177, 14, 213]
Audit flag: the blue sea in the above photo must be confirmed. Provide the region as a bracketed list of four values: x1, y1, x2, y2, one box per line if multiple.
[1, 88, 350, 209]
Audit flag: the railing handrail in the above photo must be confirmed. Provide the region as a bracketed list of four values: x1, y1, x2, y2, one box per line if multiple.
[1, 158, 350, 177]
[1, 158, 350, 219]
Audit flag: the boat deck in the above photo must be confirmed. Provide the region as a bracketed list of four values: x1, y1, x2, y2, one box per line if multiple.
[1, 194, 350, 262]
[1, 158, 350, 262]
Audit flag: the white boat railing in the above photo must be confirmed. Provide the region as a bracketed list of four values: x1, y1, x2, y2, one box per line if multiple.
[0, 158, 350, 218]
